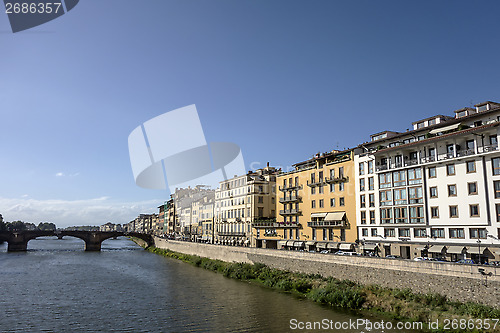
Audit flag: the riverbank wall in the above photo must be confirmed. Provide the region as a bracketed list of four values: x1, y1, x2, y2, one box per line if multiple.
[153, 238, 500, 307]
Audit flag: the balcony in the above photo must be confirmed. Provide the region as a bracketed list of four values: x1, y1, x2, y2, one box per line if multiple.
[217, 231, 246, 237]
[279, 209, 302, 216]
[279, 184, 303, 192]
[307, 220, 345, 228]
[306, 179, 325, 187]
[252, 221, 300, 228]
[279, 195, 302, 203]
[324, 176, 349, 183]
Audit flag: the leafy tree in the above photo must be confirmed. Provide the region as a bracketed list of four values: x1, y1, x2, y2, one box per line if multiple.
[37, 222, 56, 231]
[6, 221, 26, 232]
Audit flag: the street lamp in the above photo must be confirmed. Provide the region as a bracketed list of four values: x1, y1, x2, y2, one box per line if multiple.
[477, 238, 481, 265]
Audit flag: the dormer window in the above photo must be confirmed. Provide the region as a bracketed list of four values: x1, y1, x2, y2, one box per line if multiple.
[477, 104, 488, 112]
[416, 122, 425, 129]
[456, 111, 467, 118]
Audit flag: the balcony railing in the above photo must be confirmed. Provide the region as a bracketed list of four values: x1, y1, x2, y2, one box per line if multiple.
[324, 176, 349, 183]
[279, 184, 303, 192]
[375, 144, 499, 172]
[306, 179, 325, 187]
[252, 221, 301, 228]
[279, 209, 302, 216]
[279, 195, 302, 203]
[217, 231, 246, 237]
[307, 220, 345, 228]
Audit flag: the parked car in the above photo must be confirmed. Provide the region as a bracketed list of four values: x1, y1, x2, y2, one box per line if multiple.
[385, 255, 400, 259]
[413, 257, 430, 261]
[455, 259, 475, 265]
[319, 250, 329, 254]
[490, 261, 500, 267]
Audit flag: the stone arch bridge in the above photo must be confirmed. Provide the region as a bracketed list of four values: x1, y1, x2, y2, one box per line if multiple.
[0, 230, 154, 251]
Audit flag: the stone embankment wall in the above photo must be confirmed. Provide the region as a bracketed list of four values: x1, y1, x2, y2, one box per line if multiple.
[153, 238, 500, 307]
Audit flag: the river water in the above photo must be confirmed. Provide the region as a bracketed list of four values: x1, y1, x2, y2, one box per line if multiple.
[0, 237, 416, 332]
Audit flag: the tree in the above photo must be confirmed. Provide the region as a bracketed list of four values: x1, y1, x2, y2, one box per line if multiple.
[37, 222, 56, 231]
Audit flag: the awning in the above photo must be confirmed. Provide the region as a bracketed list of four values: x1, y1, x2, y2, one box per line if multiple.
[294, 241, 305, 247]
[446, 246, 465, 254]
[429, 123, 460, 135]
[339, 243, 354, 250]
[244, 240, 250, 245]
[466, 247, 487, 254]
[363, 244, 379, 251]
[306, 241, 317, 246]
[278, 241, 287, 247]
[327, 242, 339, 249]
[316, 242, 328, 248]
[415, 246, 426, 251]
[325, 212, 346, 221]
[286, 240, 295, 246]
[428, 245, 446, 253]
[311, 213, 327, 218]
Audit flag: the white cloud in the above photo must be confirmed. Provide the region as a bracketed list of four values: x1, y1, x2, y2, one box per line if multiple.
[55, 172, 64, 177]
[0, 196, 161, 228]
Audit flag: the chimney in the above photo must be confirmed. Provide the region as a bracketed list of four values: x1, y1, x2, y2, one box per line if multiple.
[267, 161, 270, 167]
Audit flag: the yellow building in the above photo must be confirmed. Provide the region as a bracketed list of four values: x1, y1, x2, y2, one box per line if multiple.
[253, 149, 357, 251]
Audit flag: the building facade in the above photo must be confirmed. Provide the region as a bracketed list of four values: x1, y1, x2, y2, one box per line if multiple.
[354, 101, 500, 262]
[255, 150, 357, 251]
[215, 165, 277, 247]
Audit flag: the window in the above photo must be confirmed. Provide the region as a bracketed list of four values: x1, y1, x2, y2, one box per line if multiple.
[470, 204, 479, 217]
[311, 200, 316, 208]
[490, 135, 498, 146]
[319, 171, 323, 181]
[393, 170, 406, 187]
[408, 168, 422, 185]
[494, 180, 500, 198]
[428, 167, 436, 178]
[398, 228, 410, 238]
[409, 187, 423, 204]
[328, 229, 334, 241]
[311, 187, 316, 195]
[468, 182, 477, 195]
[339, 182, 344, 191]
[319, 199, 324, 208]
[339, 167, 344, 177]
[368, 161, 374, 174]
[339, 197, 345, 206]
[296, 229, 299, 239]
[414, 228, 427, 238]
[409, 206, 424, 223]
[430, 207, 439, 218]
[311, 173, 316, 184]
[466, 139, 475, 150]
[258, 196, 264, 203]
[466, 161, 476, 173]
[322, 228, 327, 241]
[330, 198, 335, 207]
[318, 186, 323, 194]
[371, 228, 378, 237]
[497, 203, 500, 222]
[394, 207, 407, 223]
[360, 178, 365, 191]
[369, 211, 375, 224]
[283, 229, 287, 239]
[369, 193, 375, 207]
[359, 163, 365, 175]
[449, 205, 458, 218]
[394, 188, 407, 205]
[330, 183, 335, 192]
[380, 190, 392, 206]
[493, 158, 500, 175]
[362, 228, 368, 237]
[311, 228, 316, 240]
[380, 208, 392, 224]
[449, 228, 465, 239]
[379, 173, 392, 189]
[368, 177, 374, 190]
[360, 195, 366, 208]
[429, 186, 438, 198]
[361, 211, 366, 224]
[448, 184, 457, 196]
[470, 228, 487, 239]
[384, 228, 395, 237]
[446, 164, 455, 176]
[431, 228, 444, 238]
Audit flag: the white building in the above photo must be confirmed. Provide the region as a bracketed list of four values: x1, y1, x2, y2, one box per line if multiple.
[354, 101, 500, 263]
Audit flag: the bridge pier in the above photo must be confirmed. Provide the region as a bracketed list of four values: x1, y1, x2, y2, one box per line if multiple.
[57, 234, 64, 240]
[84, 241, 102, 251]
[8, 241, 28, 251]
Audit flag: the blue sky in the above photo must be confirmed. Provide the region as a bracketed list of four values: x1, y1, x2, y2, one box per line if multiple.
[1, 0, 500, 227]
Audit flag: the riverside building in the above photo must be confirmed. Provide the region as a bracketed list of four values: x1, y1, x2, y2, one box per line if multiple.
[215, 165, 277, 247]
[354, 101, 500, 262]
[257, 150, 357, 251]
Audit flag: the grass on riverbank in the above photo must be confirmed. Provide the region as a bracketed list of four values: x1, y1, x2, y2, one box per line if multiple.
[147, 246, 500, 332]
